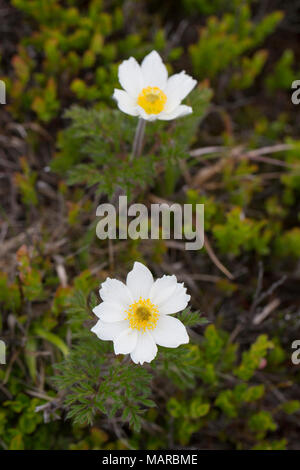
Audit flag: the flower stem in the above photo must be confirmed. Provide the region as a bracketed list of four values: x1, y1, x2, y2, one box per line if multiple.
[131, 118, 146, 160]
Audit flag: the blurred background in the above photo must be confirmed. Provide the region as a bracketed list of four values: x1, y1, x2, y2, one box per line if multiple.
[0, 0, 300, 450]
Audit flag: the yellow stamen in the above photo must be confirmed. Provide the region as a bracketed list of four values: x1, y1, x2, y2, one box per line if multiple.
[125, 297, 159, 331]
[137, 86, 167, 115]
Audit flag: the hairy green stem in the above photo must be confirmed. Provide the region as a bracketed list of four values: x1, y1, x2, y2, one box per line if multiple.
[131, 118, 146, 160]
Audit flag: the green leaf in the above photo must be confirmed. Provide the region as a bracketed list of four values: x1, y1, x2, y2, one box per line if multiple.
[176, 308, 208, 328]
[25, 337, 38, 382]
[35, 327, 69, 357]
[281, 400, 300, 415]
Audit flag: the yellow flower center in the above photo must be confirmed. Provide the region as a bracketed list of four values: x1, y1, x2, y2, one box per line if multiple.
[137, 86, 167, 115]
[125, 297, 159, 331]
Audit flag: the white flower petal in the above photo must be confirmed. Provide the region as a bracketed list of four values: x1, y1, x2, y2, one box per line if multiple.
[150, 275, 178, 305]
[114, 328, 138, 355]
[91, 319, 128, 341]
[141, 50, 168, 89]
[126, 262, 154, 299]
[130, 331, 158, 365]
[158, 283, 190, 315]
[99, 278, 133, 308]
[152, 315, 189, 347]
[118, 57, 143, 97]
[136, 107, 159, 121]
[113, 89, 139, 116]
[159, 105, 193, 121]
[164, 71, 197, 112]
[93, 301, 126, 323]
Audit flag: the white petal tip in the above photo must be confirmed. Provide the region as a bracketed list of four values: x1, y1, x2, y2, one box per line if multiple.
[133, 261, 145, 269]
[145, 50, 162, 60]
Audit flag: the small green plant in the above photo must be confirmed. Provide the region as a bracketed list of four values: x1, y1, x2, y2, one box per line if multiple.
[189, 6, 283, 83]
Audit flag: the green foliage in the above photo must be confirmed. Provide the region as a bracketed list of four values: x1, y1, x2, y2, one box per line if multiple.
[14, 157, 38, 207]
[0, 251, 103, 449]
[189, 5, 282, 82]
[265, 50, 298, 93]
[2, 393, 48, 449]
[230, 50, 268, 90]
[7, 0, 124, 119]
[214, 384, 265, 418]
[281, 140, 300, 205]
[280, 400, 300, 415]
[16, 245, 44, 302]
[252, 439, 287, 450]
[213, 207, 272, 256]
[215, 389, 238, 418]
[182, 0, 246, 15]
[176, 308, 208, 327]
[147, 323, 289, 448]
[248, 411, 277, 440]
[0, 272, 21, 313]
[31, 78, 60, 122]
[5, 0, 173, 121]
[275, 228, 300, 258]
[234, 335, 274, 381]
[68, 426, 127, 450]
[54, 338, 154, 432]
[34, 327, 69, 357]
[242, 384, 265, 402]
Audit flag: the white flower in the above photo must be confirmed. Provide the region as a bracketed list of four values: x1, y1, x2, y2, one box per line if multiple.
[113, 50, 197, 121]
[91, 262, 190, 365]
